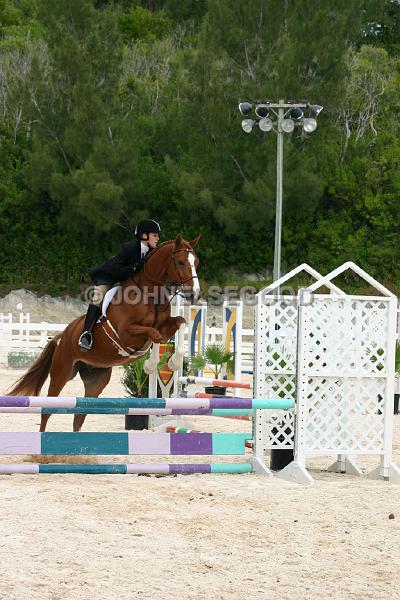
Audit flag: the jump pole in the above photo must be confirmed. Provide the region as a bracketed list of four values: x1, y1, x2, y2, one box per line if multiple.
[0, 396, 294, 476]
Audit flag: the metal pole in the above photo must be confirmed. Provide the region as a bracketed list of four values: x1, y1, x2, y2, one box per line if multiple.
[270, 102, 295, 470]
[273, 101, 284, 284]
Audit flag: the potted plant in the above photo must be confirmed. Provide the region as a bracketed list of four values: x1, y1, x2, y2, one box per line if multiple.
[122, 349, 171, 429]
[190, 343, 234, 396]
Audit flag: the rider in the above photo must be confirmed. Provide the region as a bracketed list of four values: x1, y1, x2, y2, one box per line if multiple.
[78, 219, 161, 351]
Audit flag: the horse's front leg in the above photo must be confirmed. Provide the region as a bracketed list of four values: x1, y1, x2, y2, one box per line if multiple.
[143, 343, 160, 375]
[124, 323, 163, 374]
[159, 316, 186, 371]
[158, 316, 186, 341]
[125, 323, 163, 343]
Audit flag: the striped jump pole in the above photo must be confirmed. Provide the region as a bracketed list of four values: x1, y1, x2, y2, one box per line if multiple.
[0, 431, 264, 475]
[0, 396, 292, 411]
[193, 393, 252, 420]
[0, 431, 252, 455]
[179, 377, 252, 389]
[167, 426, 253, 449]
[0, 396, 293, 477]
[0, 463, 253, 475]
[0, 407, 258, 417]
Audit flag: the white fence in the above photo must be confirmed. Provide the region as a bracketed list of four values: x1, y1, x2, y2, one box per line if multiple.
[0, 312, 255, 369]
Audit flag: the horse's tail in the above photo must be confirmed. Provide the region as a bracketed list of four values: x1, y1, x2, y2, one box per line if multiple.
[7, 332, 63, 396]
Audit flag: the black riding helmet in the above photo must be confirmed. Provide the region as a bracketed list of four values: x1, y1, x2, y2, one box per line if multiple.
[134, 219, 161, 238]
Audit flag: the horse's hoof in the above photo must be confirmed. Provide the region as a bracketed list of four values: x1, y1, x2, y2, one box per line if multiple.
[143, 360, 157, 375]
[168, 353, 184, 371]
[150, 335, 163, 343]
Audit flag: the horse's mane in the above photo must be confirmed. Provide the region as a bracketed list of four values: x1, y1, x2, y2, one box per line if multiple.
[145, 237, 192, 261]
[125, 235, 195, 287]
[149, 239, 174, 251]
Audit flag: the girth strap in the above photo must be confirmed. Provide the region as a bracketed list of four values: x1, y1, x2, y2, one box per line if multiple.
[101, 318, 149, 358]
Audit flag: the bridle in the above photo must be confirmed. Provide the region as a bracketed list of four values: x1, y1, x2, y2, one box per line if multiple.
[127, 239, 199, 320]
[140, 243, 199, 292]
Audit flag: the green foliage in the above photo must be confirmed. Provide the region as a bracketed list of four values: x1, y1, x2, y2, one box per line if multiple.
[190, 343, 234, 379]
[364, 0, 400, 55]
[118, 5, 171, 43]
[121, 348, 170, 397]
[395, 344, 400, 375]
[7, 350, 40, 369]
[0, 0, 43, 50]
[121, 352, 151, 397]
[0, 0, 400, 293]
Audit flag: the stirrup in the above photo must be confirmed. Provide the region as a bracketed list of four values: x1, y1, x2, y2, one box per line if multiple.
[78, 331, 93, 351]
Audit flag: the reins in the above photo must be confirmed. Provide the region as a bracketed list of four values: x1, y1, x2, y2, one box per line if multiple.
[126, 239, 198, 315]
[133, 241, 198, 290]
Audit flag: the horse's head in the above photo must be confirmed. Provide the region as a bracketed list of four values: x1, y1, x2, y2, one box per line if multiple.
[141, 235, 201, 303]
[168, 234, 201, 303]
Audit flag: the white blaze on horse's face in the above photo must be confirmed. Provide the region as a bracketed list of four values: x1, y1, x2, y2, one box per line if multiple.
[189, 252, 200, 302]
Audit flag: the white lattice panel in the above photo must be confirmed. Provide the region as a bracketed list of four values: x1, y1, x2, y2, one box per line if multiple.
[297, 296, 392, 457]
[254, 299, 297, 450]
[300, 297, 389, 377]
[301, 376, 386, 453]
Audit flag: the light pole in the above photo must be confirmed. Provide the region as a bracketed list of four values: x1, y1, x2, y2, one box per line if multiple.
[239, 100, 323, 283]
[239, 100, 323, 473]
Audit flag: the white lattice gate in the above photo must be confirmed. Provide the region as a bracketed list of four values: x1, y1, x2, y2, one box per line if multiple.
[253, 262, 400, 485]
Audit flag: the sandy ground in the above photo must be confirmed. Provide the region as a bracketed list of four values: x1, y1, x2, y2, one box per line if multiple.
[0, 366, 399, 600]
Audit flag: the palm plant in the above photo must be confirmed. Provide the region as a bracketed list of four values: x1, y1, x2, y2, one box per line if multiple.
[190, 343, 234, 379]
[122, 349, 171, 397]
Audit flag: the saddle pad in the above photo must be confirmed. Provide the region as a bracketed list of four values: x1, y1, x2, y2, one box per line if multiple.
[100, 286, 120, 319]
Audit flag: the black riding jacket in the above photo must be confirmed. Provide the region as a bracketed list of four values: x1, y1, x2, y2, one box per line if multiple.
[89, 240, 144, 285]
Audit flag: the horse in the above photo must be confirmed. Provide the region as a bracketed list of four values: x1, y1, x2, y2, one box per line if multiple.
[8, 234, 200, 432]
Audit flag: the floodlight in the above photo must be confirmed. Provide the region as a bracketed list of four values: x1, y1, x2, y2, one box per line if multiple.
[241, 119, 255, 133]
[290, 107, 303, 121]
[258, 117, 274, 132]
[238, 102, 253, 116]
[255, 104, 270, 118]
[281, 119, 295, 133]
[309, 104, 323, 118]
[303, 118, 317, 133]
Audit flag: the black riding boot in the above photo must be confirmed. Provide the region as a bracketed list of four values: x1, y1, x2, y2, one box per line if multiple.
[78, 304, 101, 351]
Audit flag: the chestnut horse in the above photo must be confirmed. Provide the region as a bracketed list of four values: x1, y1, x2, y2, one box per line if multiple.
[8, 235, 200, 431]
